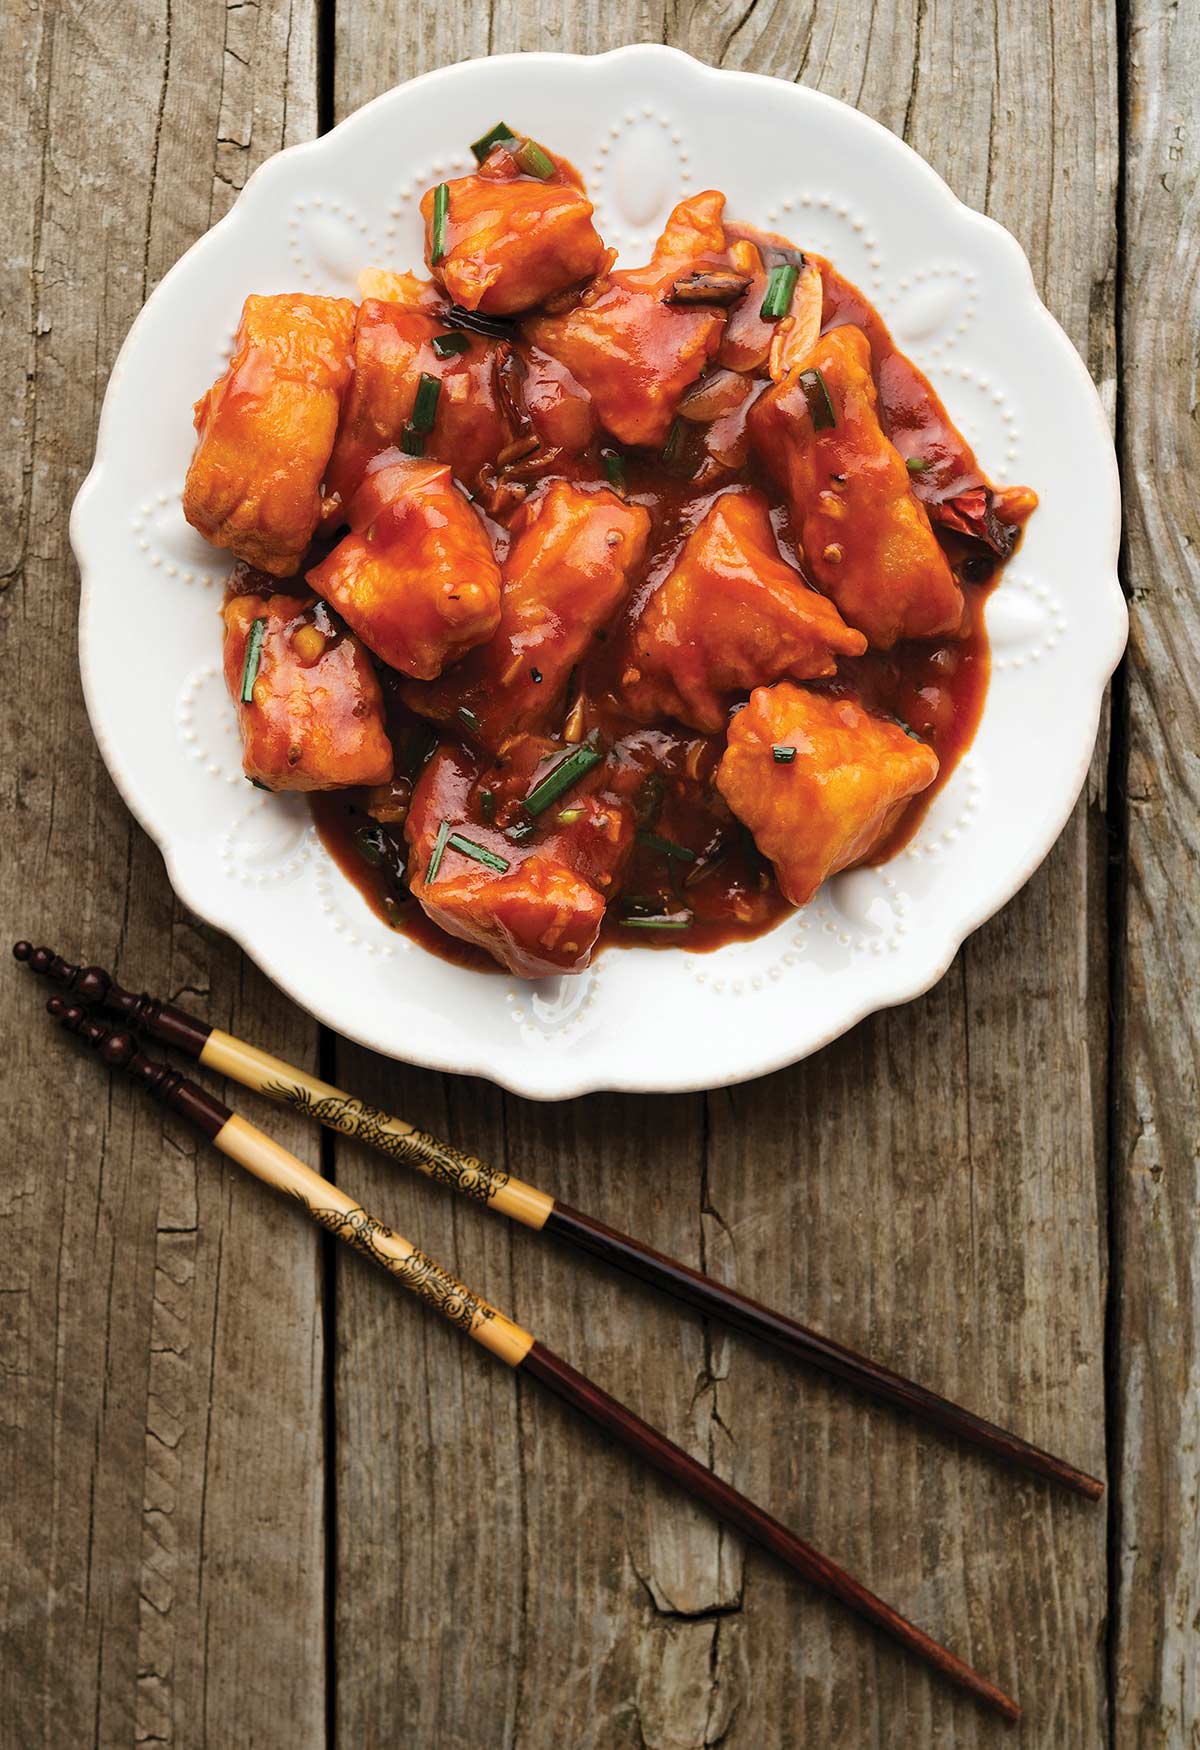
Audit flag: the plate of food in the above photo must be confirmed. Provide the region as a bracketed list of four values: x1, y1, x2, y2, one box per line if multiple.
[72, 45, 1124, 1098]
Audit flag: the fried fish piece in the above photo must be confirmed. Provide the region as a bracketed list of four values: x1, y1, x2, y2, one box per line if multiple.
[421, 147, 607, 316]
[307, 457, 501, 680]
[716, 683, 939, 905]
[185, 293, 356, 576]
[223, 592, 392, 791]
[749, 324, 964, 648]
[619, 490, 866, 731]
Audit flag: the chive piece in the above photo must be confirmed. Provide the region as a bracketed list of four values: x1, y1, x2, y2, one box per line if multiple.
[507, 818, 538, 845]
[556, 806, 584, 825]
[470, 121, 517, 163]
[636, 829, 696, 863]
[772, 744, 797, 764]
[661, 418, 682, 464]
[760, 262, 799, 320]
[621, 913, 692, 931]
[479, 788, 497, 823]
[355, 825, 387, 866]
[457, 704, 483, 735]
[430, 183, 449, 264]
[248, 776, 272, 791]
[603, 450, 627, 492]
[515, 138, 556, 179]
[410, 372, 442, 435]
[240, 617, 266, 702]
[523, 743, 603, 816]
[425, 819, 452, 883]
[400, 425, 424, 457]
[446, 303, 519, 339]
[798, 367, 836, 430]
[447, 832, 510, 873]
[906, 456, 931, 474]
[432, 331, 470, 359]
[684, 844, 731, 887]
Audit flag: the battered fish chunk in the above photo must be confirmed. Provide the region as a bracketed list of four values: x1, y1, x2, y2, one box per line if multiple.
[716, 683, 939, 905]
[749, 324, 964, 648]
[620, 490, 867, 732]
[421, 150, 607, 316]
[222, 592, 392, 791]
[307, 457, 501, 680]
[185, 293, 356, 577]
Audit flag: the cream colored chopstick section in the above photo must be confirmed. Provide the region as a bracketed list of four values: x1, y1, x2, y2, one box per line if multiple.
[201, 1029, 554, 1229]
[213, 1113, 534, 1366]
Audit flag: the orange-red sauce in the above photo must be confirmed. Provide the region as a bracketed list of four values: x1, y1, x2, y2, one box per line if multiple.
[312, 235, 1027, 972]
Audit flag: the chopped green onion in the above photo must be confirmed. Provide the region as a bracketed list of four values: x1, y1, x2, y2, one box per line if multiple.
[906, 456, 931, 474]
[457, 704, 483, 735]
[411, 372, 442, 435]
[556, 806, 584, 825]
[479, 788, 497, 823]
[621, 912, 692, 931]
[772, 744, 797, 764]
[636, 829, 696, 863]
[603, 450, 627, 492]
[447, 832, 510, 873]
[798, 368, 836, 430]
[515, 138, 556, 179]
[507, 818, 538, 845]
[523, 743, 603, 816]
[661, 419, 683, 464]
[432, 331, 470, 359]
[760, 263, 799, 320]
[400, 425, 425, 457]
[425, 819, 452, 883]
[470, 121, 517, 163]
[684, 844, 731, 887]
[248, 776, 272, 791]
[430, 183, 449, 264]
[354, 825, 387, 866]
[240, 617, 266, 702]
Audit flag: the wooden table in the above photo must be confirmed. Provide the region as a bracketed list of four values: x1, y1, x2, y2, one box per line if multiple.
[1, 2, 1195, 1744]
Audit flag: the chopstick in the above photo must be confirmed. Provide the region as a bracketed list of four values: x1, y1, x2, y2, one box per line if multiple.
[12, 941, 1103, 1501]
[44, 992, 1021, 1723]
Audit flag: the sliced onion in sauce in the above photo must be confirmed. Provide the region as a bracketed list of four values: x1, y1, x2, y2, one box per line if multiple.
[677, 367, 755, 423]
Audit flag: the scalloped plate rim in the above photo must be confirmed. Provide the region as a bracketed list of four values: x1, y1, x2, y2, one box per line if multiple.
[71, 45, 1126, 1100]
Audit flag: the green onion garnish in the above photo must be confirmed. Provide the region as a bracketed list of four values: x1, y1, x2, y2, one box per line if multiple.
[621, 913, 692, 931]
[557, 806, 584, 825]
[515, 138, 556, 179]
[432, 331, 470, 359]
[772, 745, 796, 764]
[426, 819, 452, 883]
[248, 776, 272, 791]
[603, 450, 627, 492]
[447, 833, 510, 873]
[400, 425, 424, 457]
[636, 830, 696, 863]
[906, 456, 931, 474]
[523, 743, 603, 816]
[507, 818, 538, 845]
[760, 263, 798, 319]
[411, 372, 442, 435]
[240, 617, 266, 702]
[479, 788, 497, 823]
[354, 825, 387, 866]
[430, 183, 449, 264]
[470, 121, 517, 164]
[457, 704, 482, 734]
[798, 368, 836, 430]
[661, 419, 682, 464]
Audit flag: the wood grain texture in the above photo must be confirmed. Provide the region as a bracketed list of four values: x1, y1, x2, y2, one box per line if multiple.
[327, 6, 1119, 1748]
[1111, 0, 1200, 1739]
[0, 1, 326, 1744]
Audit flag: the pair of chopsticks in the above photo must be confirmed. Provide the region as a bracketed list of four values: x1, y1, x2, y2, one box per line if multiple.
[15, 942, 1102, 1721]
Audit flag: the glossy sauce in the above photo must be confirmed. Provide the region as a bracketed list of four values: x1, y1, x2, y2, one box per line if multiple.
[313, 233, 1026, 971]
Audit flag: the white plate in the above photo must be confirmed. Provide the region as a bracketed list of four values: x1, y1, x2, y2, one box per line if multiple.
[72, 45, 1125, 1100]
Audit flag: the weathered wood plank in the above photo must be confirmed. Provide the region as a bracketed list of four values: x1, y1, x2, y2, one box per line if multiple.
[0, 1, 326, 1744]
[329, 5, 1117, 1748]
[1111, 0, 1200, 1738]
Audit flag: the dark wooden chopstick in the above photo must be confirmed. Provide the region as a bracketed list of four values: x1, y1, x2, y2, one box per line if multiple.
[44, 993, 1021, 1723]
[13, 940, 1103, 1500]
